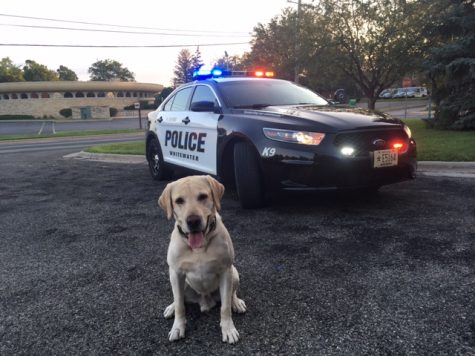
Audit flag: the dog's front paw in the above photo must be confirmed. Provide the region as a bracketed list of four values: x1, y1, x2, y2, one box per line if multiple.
[168, 319, 186, 341]
[221, 319, 240, 344]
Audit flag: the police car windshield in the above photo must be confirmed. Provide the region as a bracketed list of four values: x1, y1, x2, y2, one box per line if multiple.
[217, 80, 328, 108]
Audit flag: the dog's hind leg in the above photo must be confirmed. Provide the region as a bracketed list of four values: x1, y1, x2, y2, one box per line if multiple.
[231, 265, 247, 313]
[163, 302, 175, 319]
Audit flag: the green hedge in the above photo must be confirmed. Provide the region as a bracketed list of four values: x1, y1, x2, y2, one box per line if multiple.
[0, 114, 36, 120]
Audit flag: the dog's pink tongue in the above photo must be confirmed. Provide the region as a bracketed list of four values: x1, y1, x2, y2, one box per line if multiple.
[188, 232, 204, 249]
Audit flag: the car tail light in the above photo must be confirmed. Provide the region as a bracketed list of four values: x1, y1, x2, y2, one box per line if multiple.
[391, 141, 408, 154]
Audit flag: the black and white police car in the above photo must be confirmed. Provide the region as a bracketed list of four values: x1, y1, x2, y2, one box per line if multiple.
[146, 68, 416, 208]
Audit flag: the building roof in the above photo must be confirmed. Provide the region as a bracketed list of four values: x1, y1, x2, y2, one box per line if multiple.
[0, 81, 163, 93]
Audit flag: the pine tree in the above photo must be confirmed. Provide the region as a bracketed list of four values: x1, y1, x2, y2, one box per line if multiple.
[191, 47, 203, 71]
[173, 49, 193, 86]
[426, 0, 475, 129]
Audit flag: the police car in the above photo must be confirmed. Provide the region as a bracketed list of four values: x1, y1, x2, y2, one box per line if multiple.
[146, 68, 417, 208]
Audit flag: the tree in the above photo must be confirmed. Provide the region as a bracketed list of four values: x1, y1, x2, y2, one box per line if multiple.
[249, 9, 301, 81]
[317, 0, 429, 109]
[23, 60, 58, 81]
[191, 47, 203, 72]
[88, 59, 135, 81]
[249, 2, 432, 107]
[155, 86, 174, 106]
[0, 57, 24, 82]
[214, 52, 249, 71]
[57, 65, 78, 81]
[425, 0, 475, 129]
[173, 49, 194, 86]
[248, 8, 360, 98]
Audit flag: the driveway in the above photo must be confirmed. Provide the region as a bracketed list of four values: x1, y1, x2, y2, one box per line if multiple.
[0, 151, 474, 355]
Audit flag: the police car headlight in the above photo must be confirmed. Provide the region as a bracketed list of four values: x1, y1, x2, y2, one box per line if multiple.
[263, 128, 325, 146]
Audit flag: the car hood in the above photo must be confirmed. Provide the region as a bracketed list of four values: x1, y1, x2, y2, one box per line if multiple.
[260, 105, 403, 132]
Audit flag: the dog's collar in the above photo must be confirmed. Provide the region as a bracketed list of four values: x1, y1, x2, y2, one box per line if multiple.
[207, 214, 217, 235]
[177, 224, 187, 238]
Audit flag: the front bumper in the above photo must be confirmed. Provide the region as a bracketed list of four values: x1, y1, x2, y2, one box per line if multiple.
[260, 139, 417, 191]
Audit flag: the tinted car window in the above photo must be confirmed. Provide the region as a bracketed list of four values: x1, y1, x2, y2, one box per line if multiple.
[191, 85, 218, 106]
[217, 80, 328, 108]
[170, 87, 193, 111]
[163, 96, 174, 111]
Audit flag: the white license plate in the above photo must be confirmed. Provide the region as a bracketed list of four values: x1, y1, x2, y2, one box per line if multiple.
[373, 149, 398, 168]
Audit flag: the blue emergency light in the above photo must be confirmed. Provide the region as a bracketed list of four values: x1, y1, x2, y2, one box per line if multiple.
[192, 66, 225, 79]
[192, 66, 274, 80]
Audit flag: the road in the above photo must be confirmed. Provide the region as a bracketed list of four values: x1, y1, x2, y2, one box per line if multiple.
[0, 100, 432, 137]
[0, 140, 474, 355]
[0, 118, 147, 136]
[0, 132, 144, 154]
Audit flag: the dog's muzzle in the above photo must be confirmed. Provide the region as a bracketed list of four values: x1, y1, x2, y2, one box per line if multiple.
[177, 215, 216, 250]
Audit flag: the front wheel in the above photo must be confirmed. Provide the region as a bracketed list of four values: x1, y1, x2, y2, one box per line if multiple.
[147, 138, 173, 181]
[233, 142, 265, 209]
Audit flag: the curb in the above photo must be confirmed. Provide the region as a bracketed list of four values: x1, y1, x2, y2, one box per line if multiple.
[417, 161, 475, 179]
[63, 151, 146, 164]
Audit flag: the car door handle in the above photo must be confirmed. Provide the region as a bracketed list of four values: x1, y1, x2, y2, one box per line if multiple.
[182, 117, 190, 125]
[157, 116, 163, 123]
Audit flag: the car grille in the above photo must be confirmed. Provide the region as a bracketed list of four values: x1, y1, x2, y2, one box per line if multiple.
[333, 129, 407, 157]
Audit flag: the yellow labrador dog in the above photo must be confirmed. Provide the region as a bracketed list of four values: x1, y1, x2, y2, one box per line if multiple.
[159, 175, 246, 344]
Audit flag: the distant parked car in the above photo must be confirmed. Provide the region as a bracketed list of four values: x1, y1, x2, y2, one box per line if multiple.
[379, 89, 397, 99]
[393, 88, 408, 99]
[405, 89, 417, 98]
[379, 89, 391, 98]
[408, 87, 428, 98]
[333, 88, 348, 103]
[392, 87, 428, 99]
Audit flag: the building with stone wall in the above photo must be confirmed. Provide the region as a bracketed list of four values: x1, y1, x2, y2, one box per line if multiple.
[0, 81, 163, 119]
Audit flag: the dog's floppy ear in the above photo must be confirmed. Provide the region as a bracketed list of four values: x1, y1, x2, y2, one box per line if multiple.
[205, 175, 225, 211]
[158, 182, 174, 220]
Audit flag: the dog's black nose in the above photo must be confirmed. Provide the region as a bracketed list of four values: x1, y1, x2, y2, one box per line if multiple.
[186, 215, 201, 231]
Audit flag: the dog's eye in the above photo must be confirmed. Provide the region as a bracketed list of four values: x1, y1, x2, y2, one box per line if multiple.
[175, 197, 185, 205]
[198, 193, 208, 202]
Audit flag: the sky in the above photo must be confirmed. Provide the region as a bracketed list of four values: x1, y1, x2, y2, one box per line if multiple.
[1, 0, 292, 86]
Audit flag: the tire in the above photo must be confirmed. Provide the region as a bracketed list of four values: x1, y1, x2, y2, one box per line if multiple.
[233, 142, 265, 208]
[147, 138, 173, 181]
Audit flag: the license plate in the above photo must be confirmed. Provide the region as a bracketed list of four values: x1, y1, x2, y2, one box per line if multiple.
[373, 149, 398, 168]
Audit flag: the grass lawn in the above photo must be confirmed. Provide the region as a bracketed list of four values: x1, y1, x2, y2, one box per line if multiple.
[0, 129, 143, 141]
[403, 119, 475, 161]
[85, 119, 474, 161]
[85, 141, 145, 155]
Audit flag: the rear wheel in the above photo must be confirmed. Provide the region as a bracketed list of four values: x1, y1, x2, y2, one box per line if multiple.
[233, 142, 265, 208]
[147, 138, 173, 180]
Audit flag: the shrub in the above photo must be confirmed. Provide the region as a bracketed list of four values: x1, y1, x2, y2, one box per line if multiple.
[0, 114, 35, 120]
[109, 107, 118, 117]
[59, 108, 72, 118]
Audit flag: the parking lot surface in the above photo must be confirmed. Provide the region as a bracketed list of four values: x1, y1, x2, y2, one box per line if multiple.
[0, 153, 474, 355]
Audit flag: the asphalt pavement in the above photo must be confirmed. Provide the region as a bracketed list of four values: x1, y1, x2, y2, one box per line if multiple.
[1, 149, 474, 355]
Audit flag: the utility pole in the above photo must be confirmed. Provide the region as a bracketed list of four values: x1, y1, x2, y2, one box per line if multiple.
[288, 0, 302, 83]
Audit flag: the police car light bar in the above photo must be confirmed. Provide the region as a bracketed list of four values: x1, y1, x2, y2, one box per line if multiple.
[193, 67, 274, 80]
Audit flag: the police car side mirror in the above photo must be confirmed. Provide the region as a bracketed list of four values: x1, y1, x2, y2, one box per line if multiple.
[191, 101, 219, 113]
